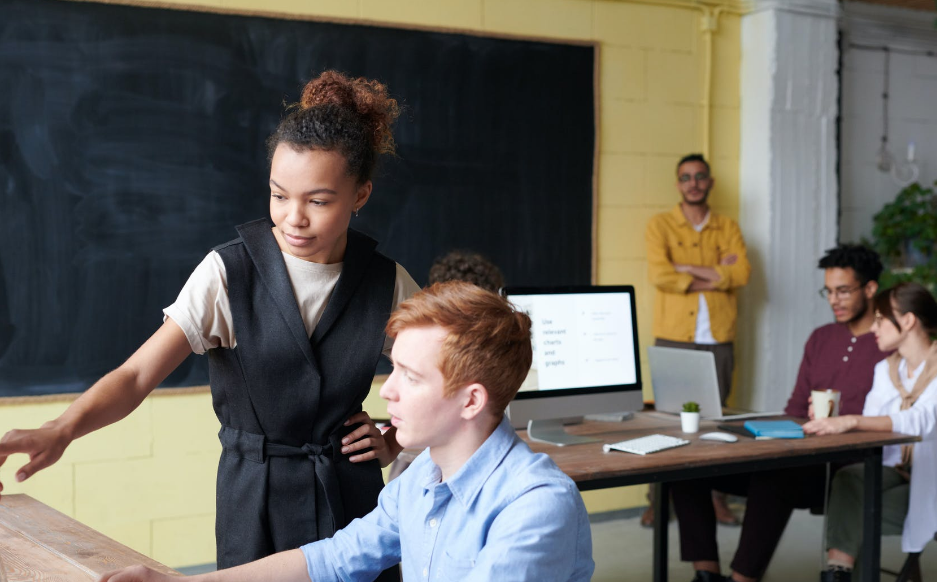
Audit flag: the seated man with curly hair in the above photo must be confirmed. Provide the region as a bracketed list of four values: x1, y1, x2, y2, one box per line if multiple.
[428, 250, 505, 292]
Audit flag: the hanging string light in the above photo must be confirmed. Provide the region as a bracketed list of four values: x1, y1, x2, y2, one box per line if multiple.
[873, 46, 919, 187]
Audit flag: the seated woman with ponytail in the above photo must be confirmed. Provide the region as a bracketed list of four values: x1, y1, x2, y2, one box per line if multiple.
[804, 282, 937, 582]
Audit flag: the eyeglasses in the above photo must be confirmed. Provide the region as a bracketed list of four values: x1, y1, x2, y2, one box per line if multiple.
[818, 284, 864, 300]
[678, 172, 710, 183]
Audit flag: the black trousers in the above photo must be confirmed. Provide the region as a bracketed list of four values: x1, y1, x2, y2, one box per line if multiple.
[672, 464, 835, 579]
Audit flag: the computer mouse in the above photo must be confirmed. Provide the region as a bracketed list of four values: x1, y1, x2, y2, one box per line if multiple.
[699, 431, 738, 443]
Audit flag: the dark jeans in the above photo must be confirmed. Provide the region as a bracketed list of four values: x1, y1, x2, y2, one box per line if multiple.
[672, 463, 835, 579]
[655, 339, 734, 404]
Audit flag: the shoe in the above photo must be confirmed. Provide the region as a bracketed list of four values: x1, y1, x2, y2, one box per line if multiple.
[712, 492, 741, 526]
[819, 569, 852, 582]
[690, 571, 727, 582]
[640, 506, 654, 528]
[717, 515, 741, 526]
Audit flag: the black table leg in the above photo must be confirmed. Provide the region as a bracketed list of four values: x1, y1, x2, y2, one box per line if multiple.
[860, 448, 883, 582]
[654, 481, 669, 582]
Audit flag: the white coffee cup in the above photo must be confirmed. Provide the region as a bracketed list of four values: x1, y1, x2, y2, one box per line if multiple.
[811, 389, 841, 419]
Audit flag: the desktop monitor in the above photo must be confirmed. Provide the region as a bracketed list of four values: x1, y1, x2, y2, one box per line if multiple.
[502, 285, 643, 446]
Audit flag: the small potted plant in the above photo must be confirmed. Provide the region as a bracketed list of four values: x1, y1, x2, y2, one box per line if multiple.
[681, 401, 701, 434]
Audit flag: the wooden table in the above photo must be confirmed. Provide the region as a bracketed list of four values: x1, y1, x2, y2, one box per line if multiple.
[520, 413, 920, 582]
[0, 494, 178, 581]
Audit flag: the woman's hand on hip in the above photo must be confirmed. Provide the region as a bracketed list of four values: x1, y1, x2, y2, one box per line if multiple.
[342, 411, 402, 467]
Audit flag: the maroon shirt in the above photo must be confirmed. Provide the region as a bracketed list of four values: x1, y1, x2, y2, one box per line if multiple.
[784, 322, 890, 418]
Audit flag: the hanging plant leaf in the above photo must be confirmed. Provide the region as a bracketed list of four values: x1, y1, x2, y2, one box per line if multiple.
[866, 181, 937, 291]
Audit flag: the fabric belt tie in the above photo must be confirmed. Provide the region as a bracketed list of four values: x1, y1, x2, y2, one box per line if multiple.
[219, 426, 345, 538]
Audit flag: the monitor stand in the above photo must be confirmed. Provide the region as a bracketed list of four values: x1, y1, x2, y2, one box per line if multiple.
[527, 418, 601, 447]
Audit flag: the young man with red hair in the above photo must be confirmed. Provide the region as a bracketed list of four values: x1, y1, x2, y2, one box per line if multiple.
[99, 282, 594, 582]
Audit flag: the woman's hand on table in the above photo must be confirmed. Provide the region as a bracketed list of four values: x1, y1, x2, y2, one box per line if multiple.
[803, 415, 859, 436]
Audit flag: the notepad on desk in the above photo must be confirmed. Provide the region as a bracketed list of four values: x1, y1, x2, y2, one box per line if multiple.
[743, 420, 805, 439]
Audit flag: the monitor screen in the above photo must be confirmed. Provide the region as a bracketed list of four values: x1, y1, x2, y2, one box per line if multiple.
[503, 286, 641, 400]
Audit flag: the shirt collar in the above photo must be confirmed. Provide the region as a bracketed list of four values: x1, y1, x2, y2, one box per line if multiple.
[670, 203, 688, 226]
[423, 415, 516, 508]
[671, 203, 718, 230]
[835, 322, 874, 342]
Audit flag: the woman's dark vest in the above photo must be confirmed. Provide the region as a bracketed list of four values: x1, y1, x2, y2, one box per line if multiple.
[207, 219, 396, 569]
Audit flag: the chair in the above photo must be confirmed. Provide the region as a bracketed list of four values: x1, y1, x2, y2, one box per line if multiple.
[882, 534, 935, 582]
[883, 551, 922, 582]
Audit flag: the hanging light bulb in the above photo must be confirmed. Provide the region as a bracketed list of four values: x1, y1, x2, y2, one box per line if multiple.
[876, 48, 896, 174]
[876, 140, 893, 172]
[892, 141, 920, 186]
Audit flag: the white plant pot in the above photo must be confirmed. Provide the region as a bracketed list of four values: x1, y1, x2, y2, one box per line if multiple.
[680, 412, 700, 434]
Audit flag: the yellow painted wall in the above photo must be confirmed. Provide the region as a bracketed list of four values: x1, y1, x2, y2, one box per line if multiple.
[0, 0, 742, 568]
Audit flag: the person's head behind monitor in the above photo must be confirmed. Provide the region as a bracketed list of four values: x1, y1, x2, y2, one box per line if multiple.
[817, 244, 883, 328]
[381, 281, 531, 458]
[427, 250, 505, 292]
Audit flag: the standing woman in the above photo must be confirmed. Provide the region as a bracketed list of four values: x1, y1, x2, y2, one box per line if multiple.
[0, 71, 419, 576]
[804, 282, 937, 582]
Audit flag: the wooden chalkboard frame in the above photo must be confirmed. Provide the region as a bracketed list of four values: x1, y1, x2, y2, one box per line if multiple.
[0, 0, 599, 400]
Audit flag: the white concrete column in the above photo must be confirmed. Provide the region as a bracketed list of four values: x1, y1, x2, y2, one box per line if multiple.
[736, 0, 840, 411]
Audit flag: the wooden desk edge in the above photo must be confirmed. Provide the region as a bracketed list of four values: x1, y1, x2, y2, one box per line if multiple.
[518, 417, 920, 485]
[0, 494, 179, 577]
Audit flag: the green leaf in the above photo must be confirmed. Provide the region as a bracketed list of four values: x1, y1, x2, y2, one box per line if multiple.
[866, 181, 937, 288]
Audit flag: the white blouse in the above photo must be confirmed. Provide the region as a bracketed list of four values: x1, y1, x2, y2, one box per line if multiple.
[864, 358, 937, 551]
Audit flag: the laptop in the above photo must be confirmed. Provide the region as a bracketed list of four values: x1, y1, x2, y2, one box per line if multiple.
[646, 346, 783, 421]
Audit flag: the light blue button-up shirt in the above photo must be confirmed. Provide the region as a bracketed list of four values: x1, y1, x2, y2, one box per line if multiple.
[301, 416, 594, 581]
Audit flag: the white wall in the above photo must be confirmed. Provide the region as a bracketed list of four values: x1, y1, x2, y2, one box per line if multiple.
[840, 3, 937, 244]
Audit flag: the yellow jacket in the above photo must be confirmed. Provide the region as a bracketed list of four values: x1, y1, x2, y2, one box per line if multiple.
[645, 204, 751, 343]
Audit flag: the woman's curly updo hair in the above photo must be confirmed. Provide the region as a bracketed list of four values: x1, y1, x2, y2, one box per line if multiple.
[267, 70, 400, 184]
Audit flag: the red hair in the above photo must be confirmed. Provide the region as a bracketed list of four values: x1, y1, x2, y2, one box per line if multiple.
[386, 282, 532, 414]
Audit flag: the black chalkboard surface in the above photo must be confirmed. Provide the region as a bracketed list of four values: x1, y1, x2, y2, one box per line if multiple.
[0, 0, 595, 396]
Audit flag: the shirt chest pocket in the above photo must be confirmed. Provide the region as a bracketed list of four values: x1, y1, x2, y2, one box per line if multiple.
[439, 549, 478, 581]
[674, 237, 721, 266]
[670, 238, 703, 263]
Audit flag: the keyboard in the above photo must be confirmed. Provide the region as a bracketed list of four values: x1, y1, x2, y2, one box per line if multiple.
[603, 434, 690, 455]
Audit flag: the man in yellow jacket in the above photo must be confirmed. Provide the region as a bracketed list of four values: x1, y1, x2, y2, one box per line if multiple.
[646, 153, 751, 402]
[644, 153, 752, 528]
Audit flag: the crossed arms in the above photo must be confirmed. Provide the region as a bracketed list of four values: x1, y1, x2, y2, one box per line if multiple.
[645, 219, 751, 295]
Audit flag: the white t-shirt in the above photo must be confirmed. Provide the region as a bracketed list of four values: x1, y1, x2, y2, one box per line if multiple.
[864, 358, 931, 468]
[163, 250, 421, 356]
[692, 214, 717, 345]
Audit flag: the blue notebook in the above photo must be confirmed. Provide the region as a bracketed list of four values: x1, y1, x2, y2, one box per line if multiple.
[743, 420, 804, 439]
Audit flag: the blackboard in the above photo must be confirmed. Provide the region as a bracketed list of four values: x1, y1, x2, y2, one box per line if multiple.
[0, 0, 596, 396]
